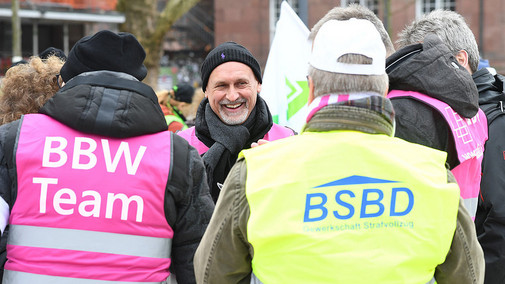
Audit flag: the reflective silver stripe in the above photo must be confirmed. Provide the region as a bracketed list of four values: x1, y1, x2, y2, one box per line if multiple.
[463, 197, 478, 218]
[426, 277, 436, 284]
[8, 224, 171, 258]
[4, 270, 166, 284]
[0, 197, 9, 235]
[166, 274, 178, 284]
[250, 273, 264, 284]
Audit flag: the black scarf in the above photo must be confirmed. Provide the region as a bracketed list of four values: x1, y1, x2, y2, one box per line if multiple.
[195, 95, 273, 202]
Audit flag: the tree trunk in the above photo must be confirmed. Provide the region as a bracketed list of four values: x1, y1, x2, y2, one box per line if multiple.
[11, 0, 21, 61]
[117, 0, 200, 91]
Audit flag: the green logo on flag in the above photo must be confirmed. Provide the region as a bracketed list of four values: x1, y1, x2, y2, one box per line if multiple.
[286, 77, 309, 119]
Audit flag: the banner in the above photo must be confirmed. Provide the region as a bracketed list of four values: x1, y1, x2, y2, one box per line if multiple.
[261, 1, 311, 133]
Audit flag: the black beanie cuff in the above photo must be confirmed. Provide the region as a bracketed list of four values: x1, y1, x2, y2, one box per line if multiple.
[200, 42, 262, 91]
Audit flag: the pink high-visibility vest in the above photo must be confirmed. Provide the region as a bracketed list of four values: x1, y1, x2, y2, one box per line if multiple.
[178, 124, 295, 155]
[388, 90, 488, 218]
[5, 113, 173, 283]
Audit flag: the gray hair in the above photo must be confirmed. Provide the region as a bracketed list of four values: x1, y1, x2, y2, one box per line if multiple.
[309, 54, 389, 98]
[309, 4, 395, 57]
[396, 10, 479, 73]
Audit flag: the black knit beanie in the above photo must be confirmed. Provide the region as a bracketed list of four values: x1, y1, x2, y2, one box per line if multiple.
[200, 41, 262, 91]
[60, 30, 148, 82]
[39, 47, 67, 61]
[173, 83, 195, 103]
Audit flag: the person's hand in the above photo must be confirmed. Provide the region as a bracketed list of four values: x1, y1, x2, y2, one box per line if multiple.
[251, 139, 269, 148]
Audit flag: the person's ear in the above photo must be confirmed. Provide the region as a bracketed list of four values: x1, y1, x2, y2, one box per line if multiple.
[455, 50, 471, 73]
[307, 75, 315, 104]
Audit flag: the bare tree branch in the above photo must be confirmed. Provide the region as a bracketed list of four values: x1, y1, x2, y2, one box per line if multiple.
[117, 0, 200, 90]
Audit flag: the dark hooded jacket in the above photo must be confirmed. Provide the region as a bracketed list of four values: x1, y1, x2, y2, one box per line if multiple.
[0, 71, 214, 283]
[473, 67, 505, 284]
[386, 34, 480, 169]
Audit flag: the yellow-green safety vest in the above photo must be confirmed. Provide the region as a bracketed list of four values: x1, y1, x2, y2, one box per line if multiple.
[164, 114, 188, 130]
[241, 130, 459, 284]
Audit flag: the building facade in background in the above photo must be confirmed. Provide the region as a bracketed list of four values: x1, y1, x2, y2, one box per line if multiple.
[0, 0, 123, 74]
[0, 0, 503, 78]
[215, 0, 505, 74]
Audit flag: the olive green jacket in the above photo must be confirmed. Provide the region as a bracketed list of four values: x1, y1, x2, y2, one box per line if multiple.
[194, 99, 485, 284]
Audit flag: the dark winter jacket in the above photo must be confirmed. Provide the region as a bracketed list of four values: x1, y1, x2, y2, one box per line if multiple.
[473, 67, 505, 284]
[386, 34, 480, 169]
[0, 71, 214, 283]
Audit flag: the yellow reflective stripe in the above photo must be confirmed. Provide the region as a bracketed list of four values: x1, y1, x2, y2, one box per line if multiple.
[3, 270, 165, 284]
[8, 224, 171, 258]
[249, 273, 434, 284]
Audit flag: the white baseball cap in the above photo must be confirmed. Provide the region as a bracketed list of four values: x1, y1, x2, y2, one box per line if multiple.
[309, 18, 386, 75]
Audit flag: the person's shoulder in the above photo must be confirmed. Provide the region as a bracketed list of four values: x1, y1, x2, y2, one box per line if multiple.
[0, 119, 21, 138]
[177, 126, 195, 139]
[388, 92, 438, 117]
[171, 130, 188, 144]
[266, 124, 297, 140]
[494, 71, 505, 85]
[177, 126, 209, 155]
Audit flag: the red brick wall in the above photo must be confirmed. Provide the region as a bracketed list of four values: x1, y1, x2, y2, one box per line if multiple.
[214, 0, 270, 73]
[473, 0, 505, 72]
[307, 0, 337, 30]
[389, 0, 416, 45]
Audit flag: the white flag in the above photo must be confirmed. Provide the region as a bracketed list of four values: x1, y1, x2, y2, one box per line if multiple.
[261, 1, 311, 133]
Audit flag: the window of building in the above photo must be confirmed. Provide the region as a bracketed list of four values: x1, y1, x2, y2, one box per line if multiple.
[341, 0, 379, 15]
[416, 0, 455, 17]
[269, 0, 300, 43]
[272, 0, 299, 20]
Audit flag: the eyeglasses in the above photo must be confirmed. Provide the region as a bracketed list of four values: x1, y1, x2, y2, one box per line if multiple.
[55, 73, 62, 89]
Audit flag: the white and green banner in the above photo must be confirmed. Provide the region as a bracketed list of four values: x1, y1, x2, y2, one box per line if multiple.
[261, 1, 311, 133]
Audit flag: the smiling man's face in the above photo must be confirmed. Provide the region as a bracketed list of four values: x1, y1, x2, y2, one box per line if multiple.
[205, 61, 261, 125]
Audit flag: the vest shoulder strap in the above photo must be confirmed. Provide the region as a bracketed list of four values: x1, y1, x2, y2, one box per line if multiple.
[169, 133, 189, 189]
[164, 133, 190, 226]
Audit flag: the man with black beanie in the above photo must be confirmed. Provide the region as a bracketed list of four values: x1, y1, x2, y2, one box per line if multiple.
[178, 41, 295, 203]
[0, 30, 213, 284]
